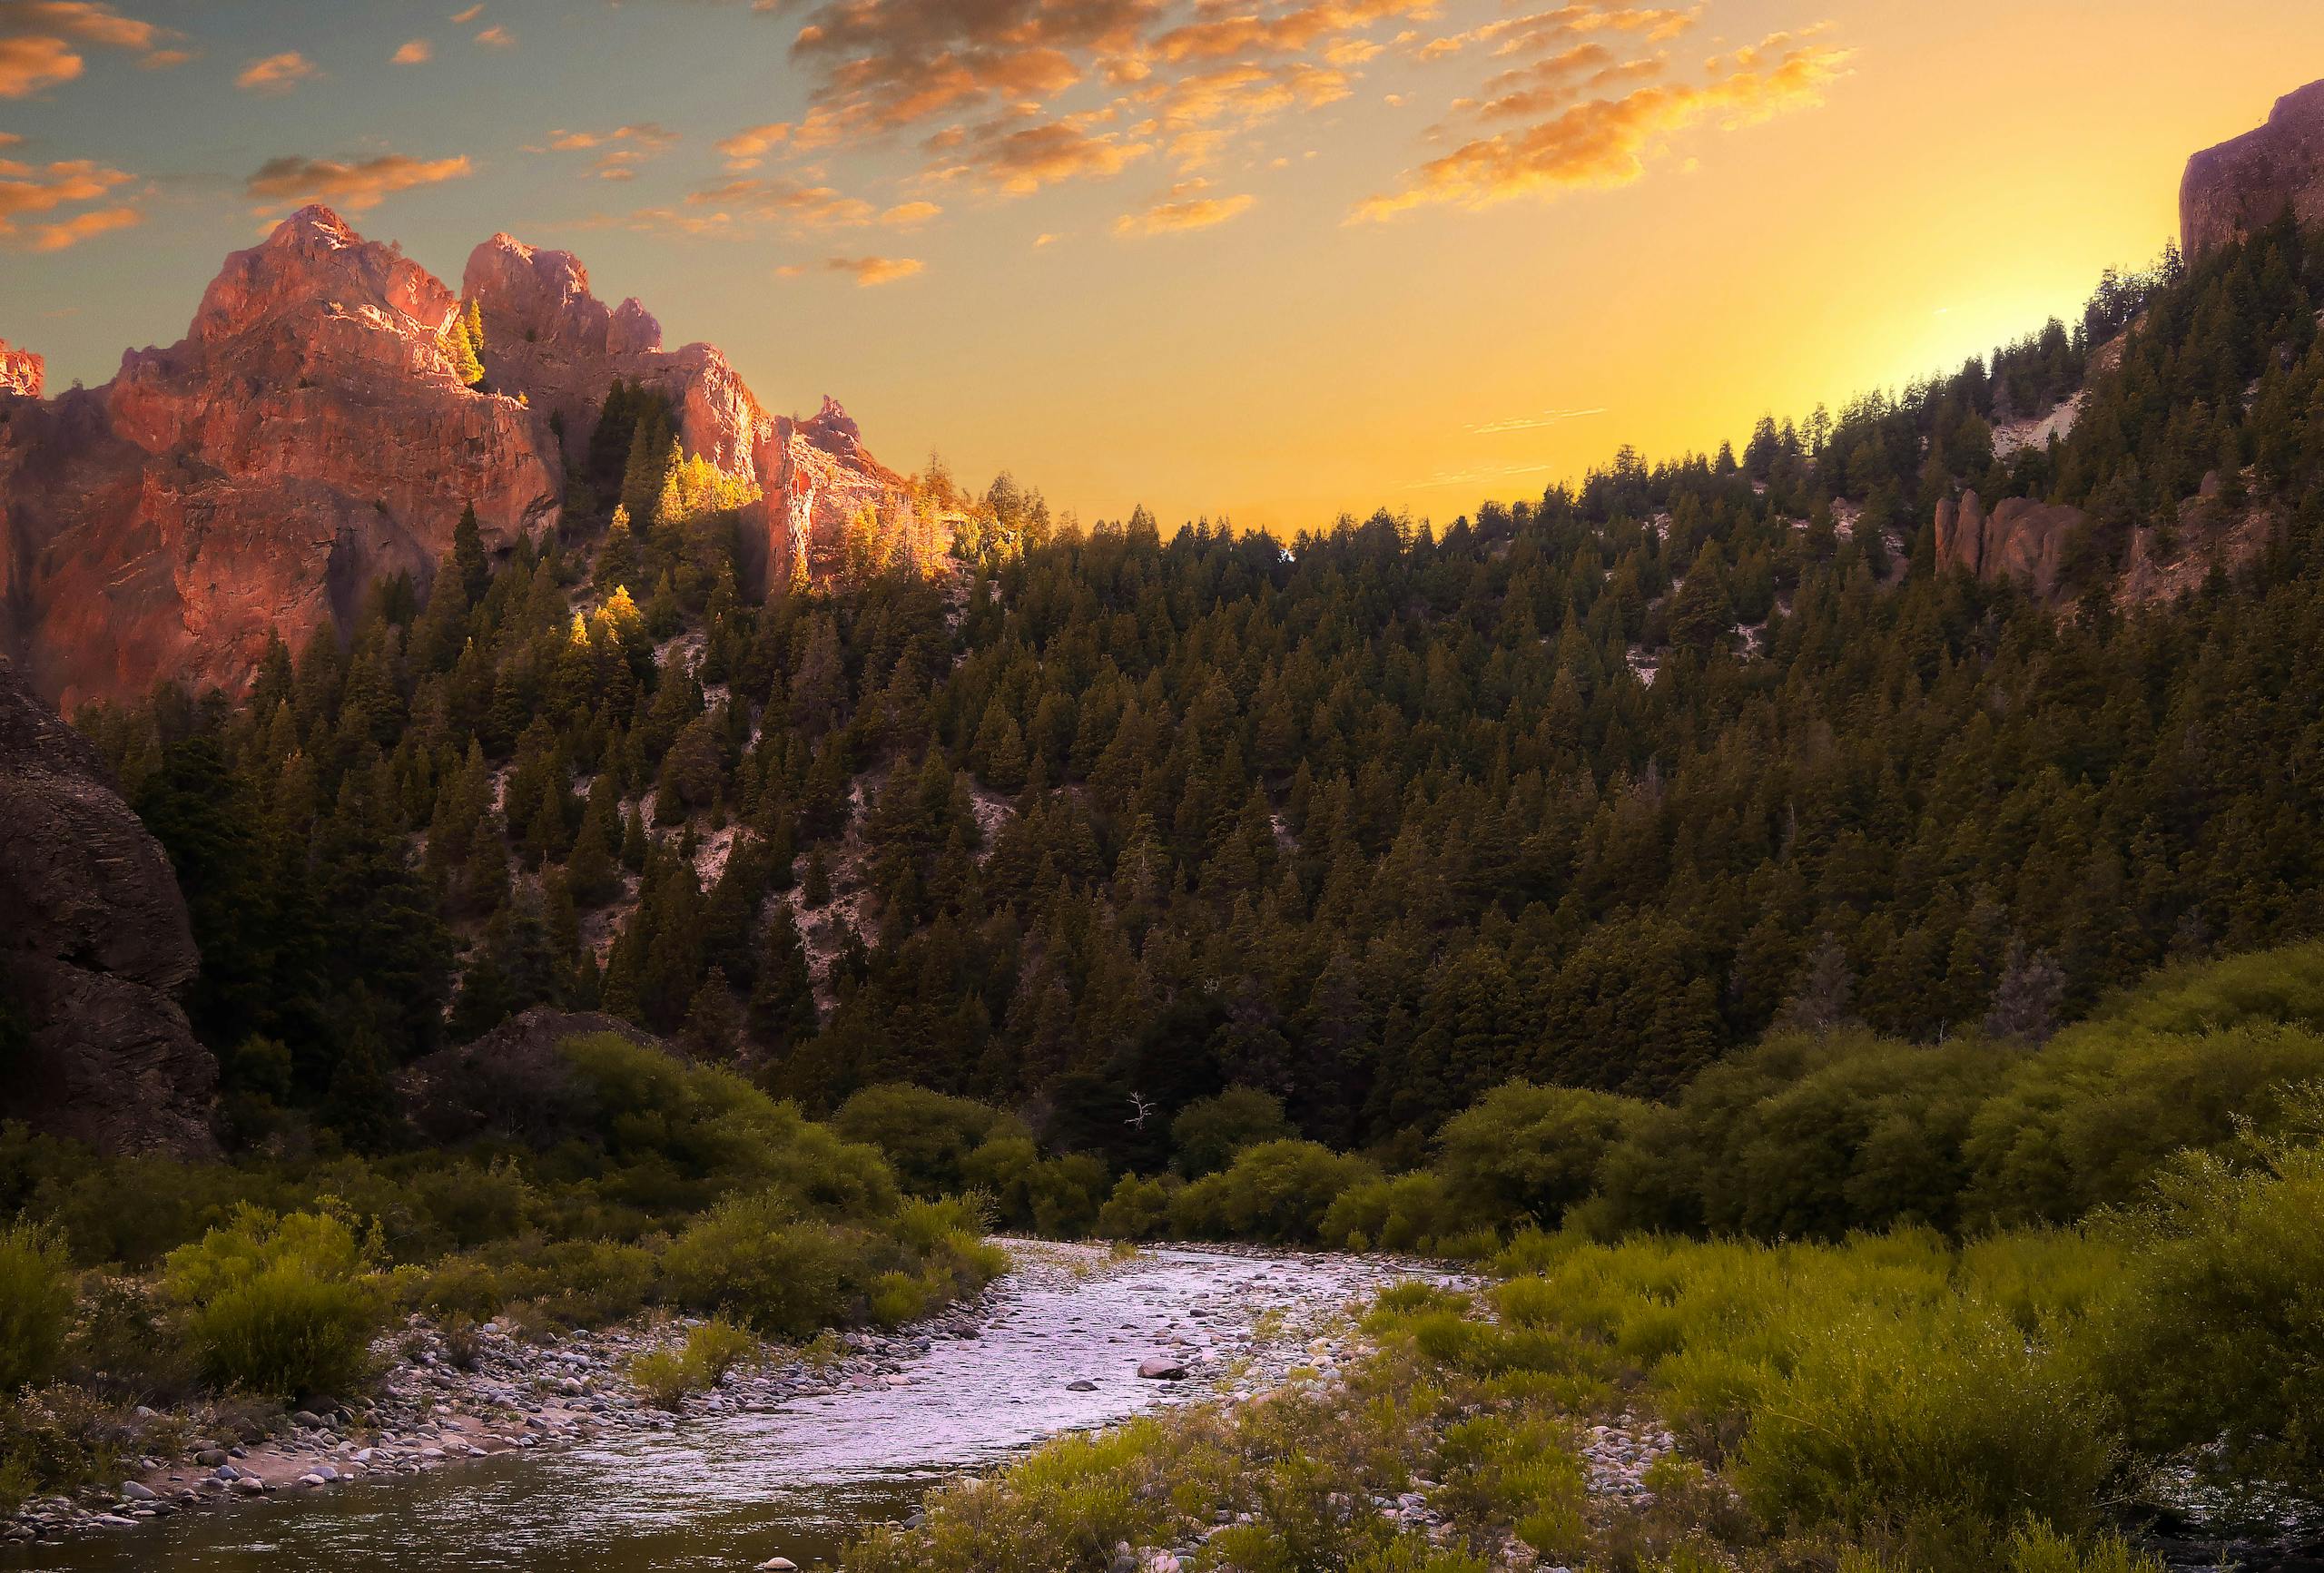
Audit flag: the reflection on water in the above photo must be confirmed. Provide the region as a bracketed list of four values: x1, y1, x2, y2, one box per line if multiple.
[8, 1245, 1394, 1573]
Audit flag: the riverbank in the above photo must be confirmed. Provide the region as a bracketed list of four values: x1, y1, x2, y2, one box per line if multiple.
[3, 1240, 1453, 1560]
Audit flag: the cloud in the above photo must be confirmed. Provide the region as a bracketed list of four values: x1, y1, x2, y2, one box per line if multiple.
[0, 33, 80, 94]
[925, 109, 1150, 194]
[1416, 3, 1699, 62]
[880, 199, 941, 226]
[244, 152, 474, 212]
[1149, 0, 1434, 65]
[823, 254, 923, 285]
[1139, 59, 1351, 163]
[714, 121, 791, 171]
[0, 153, 128, 216]
[0, 154, 135, 248]
[1354, 30, 1848, 220]
[1467, 406, 1605, 432]
[0, 1, 160, 47]
[475, 25, 514, 47]
[450, 4, 483, 21]
[236, 51, 316, 93]
[393, 38, 433, 64]
[784, 0, 1163, 145]
[687, 173, 874, 230]
[1112, 182, 1255, 236]
[1032, 230, 1059, 246]
[29, 198, 133, 248]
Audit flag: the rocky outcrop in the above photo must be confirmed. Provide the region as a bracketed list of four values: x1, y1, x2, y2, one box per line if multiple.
[0, 654, 216, 1155]
[0, 340, 40, 399]
[0, 206, 560, 711]
[1934, 489, 2087, 601]
[2182, 79, 2324, 259]
[399, 1007, 665, 1147]
[462, 231, 911, 597]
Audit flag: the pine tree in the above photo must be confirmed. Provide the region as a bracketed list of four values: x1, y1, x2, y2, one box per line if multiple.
[749, 902, 818, 1047]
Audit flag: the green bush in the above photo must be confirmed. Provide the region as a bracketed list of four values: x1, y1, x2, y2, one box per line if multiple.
[1172, 1140, 1374, 1244]
[833, 1084, 1026, 1197]
[1735, 1300, 2113, 1549]
[1171, 1086, 1295, 1176]
[660, 1189, 862, 1337]
[629, 1317, 759, 1409]
[162, 1204, 381, 1400]
[2091, 1097, 2324, 1491]
[0, 1224, 73, 1391]
[869, 1271, 931, 1328]
[1435, 1082, 1646, 1231]
[1321, 1172, 1456, 1253]
[1095, 1172, 1180, 1240]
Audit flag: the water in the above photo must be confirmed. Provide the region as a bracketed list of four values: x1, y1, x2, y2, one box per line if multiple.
[8, 1244, 1407, 1573]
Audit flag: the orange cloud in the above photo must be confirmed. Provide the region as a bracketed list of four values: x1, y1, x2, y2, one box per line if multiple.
[475, 24, 514, 47]
[1149, 0, 1434, 65]
[926, 109, 1150, 194]
[1416, 3, 1699, 62]
[715, 121, 792, 171]
[824, 254, 923, 285]
[0, 33, 81, 95]
[393, 38, 433, 64]
[785, 0, 1163, 144]
[30, 199, 133, 248]
[1354, 30, 1847, 220]
[0, 1, 159, 48]
[0, 154, 130, 221]
[880, 199, 942, 226]
[244, 152, 474, 212]
[236, 50, 316, 93]
[687, 174, 874, 230]
[1112, 182, 1255, 235]
[450, 4, 483, 21]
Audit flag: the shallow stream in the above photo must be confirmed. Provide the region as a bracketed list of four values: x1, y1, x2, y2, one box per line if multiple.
[7, 1244, 1410, 1573]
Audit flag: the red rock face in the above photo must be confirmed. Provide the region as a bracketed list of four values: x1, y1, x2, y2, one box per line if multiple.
[4, 208, 911, 710]
[0, 339, 41, 398]
[462, 232, 910, 598]
[2182, 79, 2324, 260]
[1935, 489, 2087, 602]
[1, 206, 560, 711]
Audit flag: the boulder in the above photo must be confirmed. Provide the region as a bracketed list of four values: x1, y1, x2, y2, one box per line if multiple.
[2182, 79, 2324, 260]
[398, 1007, 665, 1146]
[0, 654, 217, 1155]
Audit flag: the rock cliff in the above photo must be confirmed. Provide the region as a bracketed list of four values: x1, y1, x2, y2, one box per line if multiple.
[2182, 78, 2324, 259]
[1934, 489, 2088, 601]
[3, 208, 911, 711]
[461, 231, 909, 597]
[0, 339, 40, 399]
[0, 654, 217, 1155]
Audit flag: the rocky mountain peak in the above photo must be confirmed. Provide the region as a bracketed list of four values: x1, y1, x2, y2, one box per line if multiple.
[2181, 77, 2324, 259]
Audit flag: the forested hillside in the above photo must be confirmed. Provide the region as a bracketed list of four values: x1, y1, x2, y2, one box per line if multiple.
[64, 213, 2324, 1162]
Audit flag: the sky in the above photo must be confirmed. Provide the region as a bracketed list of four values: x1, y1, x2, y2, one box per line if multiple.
[3, 2, 2322, 532]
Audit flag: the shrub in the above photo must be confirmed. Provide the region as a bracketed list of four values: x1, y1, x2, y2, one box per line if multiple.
[1735, 1301, 2113, 1549]
[833, 1084, 1026, 1197]
[1171, 1140, 1374, 1244]
[0, 1384, 120, 1515]
[1095, 1173, 1180, 1240]
[1171, 1086, 1295, 1176]
[2090, 1099, 2324, 1491]
[1434, 1082, 1645, 1232]
[418, 1257, 507, 1321]
[0, 1224, 73, 1391]
[660, 1190, 861, 1337]
[869, 1272, 930, 1328]
[162, 1205, 381, 1400]
[1323, 1173, 1457, 1253]
[629, 1317, 760, 1409]
[64, 1276, 193, 1401]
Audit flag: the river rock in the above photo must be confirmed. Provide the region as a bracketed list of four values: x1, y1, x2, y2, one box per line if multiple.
[1137, 1357, 1187, 1380]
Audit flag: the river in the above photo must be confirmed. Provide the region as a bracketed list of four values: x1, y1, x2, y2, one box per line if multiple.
[6, 1244, 1422, 1573]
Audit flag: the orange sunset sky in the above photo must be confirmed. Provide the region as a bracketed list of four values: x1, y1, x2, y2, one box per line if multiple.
[3, 1, 2322, 530]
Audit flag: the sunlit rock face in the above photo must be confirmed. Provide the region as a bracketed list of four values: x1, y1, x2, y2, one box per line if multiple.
[0, 653, 217, 1157]
[2, 208, 914, 710]
[462, 231, 910, 597]
[0, 205, 558, 710]
[0, 340, 40, 398]
[2182, 78, 2324, 260]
